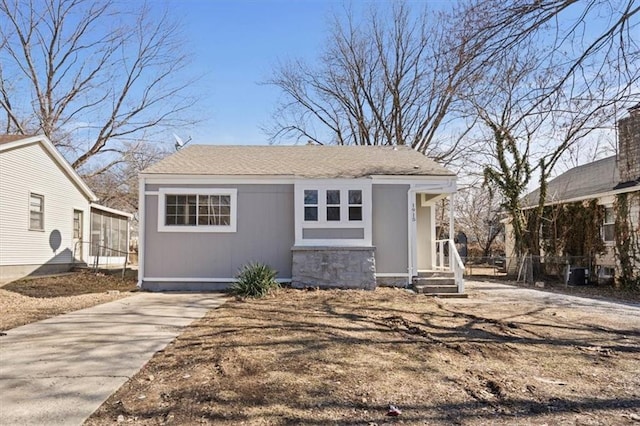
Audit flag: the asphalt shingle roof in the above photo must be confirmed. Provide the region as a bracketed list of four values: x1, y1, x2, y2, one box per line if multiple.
[521, 156, 632, 207]
[142, 145, 455, 178]
[0, 134, 31, 145]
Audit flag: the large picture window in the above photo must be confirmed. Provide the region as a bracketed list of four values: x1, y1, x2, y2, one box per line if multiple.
[158, 188, 237, 232]
[29, 193, 44, 230]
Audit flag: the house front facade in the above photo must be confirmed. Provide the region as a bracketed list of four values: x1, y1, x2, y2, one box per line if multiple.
[505, 105, 640, 283]
[0, 135, 132, 281]
[138, 145, 463, 292]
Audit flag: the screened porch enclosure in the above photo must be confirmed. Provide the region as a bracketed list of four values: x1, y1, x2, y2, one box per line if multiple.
[88, 206, 130, 266]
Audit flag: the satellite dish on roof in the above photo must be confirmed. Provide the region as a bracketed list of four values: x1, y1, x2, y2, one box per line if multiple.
[173, 133, 192, 151]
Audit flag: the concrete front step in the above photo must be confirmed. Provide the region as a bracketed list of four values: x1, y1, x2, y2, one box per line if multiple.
[414, 284, 458, 294]
[413, 277, 455, 286]
[417, 270, 455, 278]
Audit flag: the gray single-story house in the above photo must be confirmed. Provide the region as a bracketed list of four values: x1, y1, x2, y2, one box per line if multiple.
[138, 145, 464, 292]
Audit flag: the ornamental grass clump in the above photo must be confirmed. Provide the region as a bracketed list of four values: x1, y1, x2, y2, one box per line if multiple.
[231, 262, 279, 298]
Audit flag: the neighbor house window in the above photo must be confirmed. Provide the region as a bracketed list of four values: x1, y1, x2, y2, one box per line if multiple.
[158, 188, 237, 232]
[29, 193, 44, 230]
[602, 207, 615, 243]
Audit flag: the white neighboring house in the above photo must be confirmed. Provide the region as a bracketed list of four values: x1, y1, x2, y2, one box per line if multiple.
[0, 135, 132, 282]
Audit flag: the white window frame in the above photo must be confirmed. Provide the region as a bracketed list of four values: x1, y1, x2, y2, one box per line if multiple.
[157, 188, 237, 233]
[29, 193, 44, 231]
[601, 206, 615, 244]
[294, 180, 372, 246]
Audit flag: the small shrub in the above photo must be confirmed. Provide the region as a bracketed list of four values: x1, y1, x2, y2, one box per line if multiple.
[231, 262, 279, 298]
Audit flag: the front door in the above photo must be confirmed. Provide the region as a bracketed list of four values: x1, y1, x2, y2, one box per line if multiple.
[73, 210, 83, 261]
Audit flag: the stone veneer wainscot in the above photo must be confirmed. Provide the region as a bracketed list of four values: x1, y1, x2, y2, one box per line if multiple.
[291, 246, 376, 290]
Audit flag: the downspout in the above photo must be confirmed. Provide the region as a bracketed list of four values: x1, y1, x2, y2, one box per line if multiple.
[137, 175, 145, 288]
[449, 192, 455, 242]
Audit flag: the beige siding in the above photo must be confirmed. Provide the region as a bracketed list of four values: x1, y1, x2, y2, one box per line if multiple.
[0, 143, 90, 269]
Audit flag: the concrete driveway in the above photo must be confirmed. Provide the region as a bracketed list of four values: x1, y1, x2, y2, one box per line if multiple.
[457, 280, 640, 327]
[0, 292, 227, 425]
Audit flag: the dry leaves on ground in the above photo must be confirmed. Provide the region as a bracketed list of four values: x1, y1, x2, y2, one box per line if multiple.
[87, 285, 640, 425]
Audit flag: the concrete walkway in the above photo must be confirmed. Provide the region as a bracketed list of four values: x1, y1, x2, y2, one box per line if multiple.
[0, 292, 227, 425]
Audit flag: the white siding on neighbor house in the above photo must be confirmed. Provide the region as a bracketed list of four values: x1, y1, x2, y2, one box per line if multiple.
[597, 191, 640, 267]
[0, 143, 90, 268]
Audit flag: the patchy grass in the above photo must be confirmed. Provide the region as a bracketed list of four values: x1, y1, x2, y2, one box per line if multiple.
[87, 285, 640, 425]
[0, 270, 137, 331]
[3, 269, 138, 297]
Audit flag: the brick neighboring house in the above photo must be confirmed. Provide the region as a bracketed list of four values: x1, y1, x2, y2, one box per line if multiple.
[504, 105, 640, 282]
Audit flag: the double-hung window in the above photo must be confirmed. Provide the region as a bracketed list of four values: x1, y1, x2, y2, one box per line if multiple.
[158, 188, 237, 232]
[29, 193, 44, 231]
[326, 190, 341, 221]
[602, 207, 615, 243]
[304, 190, 318, 221]
[348, 190, 363, 221]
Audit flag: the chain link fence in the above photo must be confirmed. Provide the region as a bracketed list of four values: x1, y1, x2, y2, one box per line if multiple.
[464, 255, 614, 286]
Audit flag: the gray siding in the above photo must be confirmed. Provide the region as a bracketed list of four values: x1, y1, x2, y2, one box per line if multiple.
[144, 184, 294, 280]
[303, 228, 364, 239]
[372, 184, 408, 274]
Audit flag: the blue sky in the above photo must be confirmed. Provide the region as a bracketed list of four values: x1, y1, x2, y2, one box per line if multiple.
[166, 0, 345, 145]
[162, 0, 454, 146]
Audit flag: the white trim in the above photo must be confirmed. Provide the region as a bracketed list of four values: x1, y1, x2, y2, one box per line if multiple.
[1, 135, 98, 201]
[28, 192, 45, 231]
[143, 277, 292, 283]
[141, 174, 459, 187]
[157, 188, 238, 233]
[449, 192, 455, 241]
[90, 203, 133, 218]
[408, 189, 416, 277]
[294, 179, 372, 246]
[137, 176, 146, 287]
[375, 273, 410, 278]
[372, 176, 457, 189]
[430, 203, 436, 269]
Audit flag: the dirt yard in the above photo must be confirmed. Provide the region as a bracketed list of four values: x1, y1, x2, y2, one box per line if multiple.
[86, 282, 640, 425]
[0, 270, 137, 331]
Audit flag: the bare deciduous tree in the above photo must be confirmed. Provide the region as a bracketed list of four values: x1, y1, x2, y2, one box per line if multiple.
[472, 0, 640, 258]
[266, 2, 489, 163]
[84, 140, 169, 222]
[0, 0, 199, 174]
[456, 185, 504, 258]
